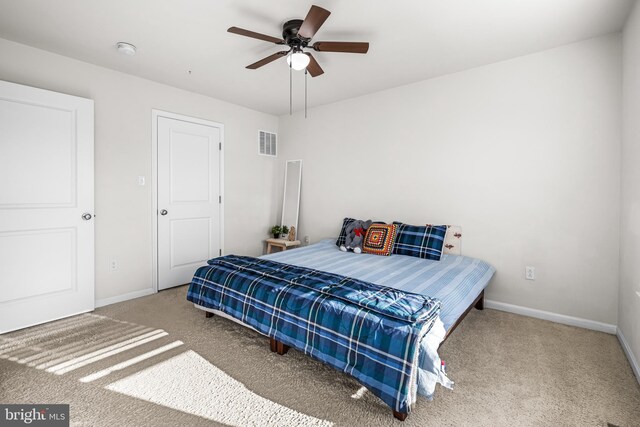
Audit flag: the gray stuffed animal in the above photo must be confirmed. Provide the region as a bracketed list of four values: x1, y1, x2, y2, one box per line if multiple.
[340, 219, 373, 254]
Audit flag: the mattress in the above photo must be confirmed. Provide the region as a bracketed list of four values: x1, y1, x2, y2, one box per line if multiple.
[261, 239, 495, 331]
[192, 239, 494, 399]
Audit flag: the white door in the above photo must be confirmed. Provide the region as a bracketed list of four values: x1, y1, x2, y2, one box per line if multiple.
[157, 115, 221, 290]
[0, 80, 94, 333]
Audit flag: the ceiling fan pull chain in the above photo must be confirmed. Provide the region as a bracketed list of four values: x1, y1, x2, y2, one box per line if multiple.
[305, 68, 308, 119]
[289, 59, 293, 116]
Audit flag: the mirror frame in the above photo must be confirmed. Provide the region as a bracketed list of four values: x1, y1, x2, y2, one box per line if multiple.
[281, 159, 302, 239]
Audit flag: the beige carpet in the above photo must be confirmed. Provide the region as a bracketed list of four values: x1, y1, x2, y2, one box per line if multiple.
[1, 285, 639, 427]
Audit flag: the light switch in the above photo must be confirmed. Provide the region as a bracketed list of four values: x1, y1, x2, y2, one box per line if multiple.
[138, 176, 145, 186]
[525, 266, 535, 280]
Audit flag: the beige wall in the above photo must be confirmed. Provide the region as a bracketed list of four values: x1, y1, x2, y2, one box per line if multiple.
[620, 1, 640, 378]
[278, 34, 622, 326]
[0, 38, 280, 303]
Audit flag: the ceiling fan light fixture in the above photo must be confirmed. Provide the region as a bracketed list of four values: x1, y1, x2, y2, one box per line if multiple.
[287, 51, 310, 71]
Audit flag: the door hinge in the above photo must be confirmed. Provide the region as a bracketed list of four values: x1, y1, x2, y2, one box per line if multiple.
[219, 195, 222, 204]
[219, 249, 222, 256]
[219, 142, 222, 150]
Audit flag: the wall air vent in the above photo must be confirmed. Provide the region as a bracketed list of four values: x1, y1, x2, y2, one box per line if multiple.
[259, 130, 277, 157]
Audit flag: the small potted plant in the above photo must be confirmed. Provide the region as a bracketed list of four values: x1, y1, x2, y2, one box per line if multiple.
[270, 225, 282, 239]
[281, 226, 289, 239]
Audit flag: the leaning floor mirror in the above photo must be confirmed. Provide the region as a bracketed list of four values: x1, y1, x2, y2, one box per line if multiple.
[281, 160, 302, 241]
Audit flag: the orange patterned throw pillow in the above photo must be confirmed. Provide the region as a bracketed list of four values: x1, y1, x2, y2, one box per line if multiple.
[362, 224, 398, 256]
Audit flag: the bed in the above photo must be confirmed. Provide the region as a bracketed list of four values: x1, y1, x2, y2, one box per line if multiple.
[188, 235, 495, 421]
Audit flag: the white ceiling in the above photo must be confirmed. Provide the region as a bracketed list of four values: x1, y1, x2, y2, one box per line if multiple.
[0, 0, 634, 116]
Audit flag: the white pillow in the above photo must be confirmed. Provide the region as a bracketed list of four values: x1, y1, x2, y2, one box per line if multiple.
[443, 225, 462, 255]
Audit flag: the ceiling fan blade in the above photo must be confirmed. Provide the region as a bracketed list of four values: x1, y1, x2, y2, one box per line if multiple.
[228, 26, 284, 44]
[305, 53, 324, 77]
[298, 5, 331, 39]
[313, 41, 369, 54]
[246, 51, 288, 69]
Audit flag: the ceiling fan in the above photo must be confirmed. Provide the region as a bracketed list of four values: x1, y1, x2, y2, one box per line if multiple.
[228, 5, 370, 77]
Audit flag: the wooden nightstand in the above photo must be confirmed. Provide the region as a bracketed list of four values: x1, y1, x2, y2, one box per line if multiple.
[266, 238, 301, 254]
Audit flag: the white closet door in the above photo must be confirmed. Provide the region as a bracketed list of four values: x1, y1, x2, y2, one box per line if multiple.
[0, 80, 94, 333]
[157, 116, 221, 290]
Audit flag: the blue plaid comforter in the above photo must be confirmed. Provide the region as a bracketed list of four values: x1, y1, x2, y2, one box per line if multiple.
[187, 255, 442, 413]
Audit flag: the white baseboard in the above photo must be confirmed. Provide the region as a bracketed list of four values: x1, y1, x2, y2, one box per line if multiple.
[484, 299, 617, 334]
[617, 328, 640, 384]
[95, 288, 155, 308]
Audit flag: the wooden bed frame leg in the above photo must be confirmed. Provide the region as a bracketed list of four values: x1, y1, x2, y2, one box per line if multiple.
[205, 311, 214, 318]
[474, 290, 485, 310]
[276, 341, 290, 355]
[269, 338, 290, 355]
[393, 410, 408, 421]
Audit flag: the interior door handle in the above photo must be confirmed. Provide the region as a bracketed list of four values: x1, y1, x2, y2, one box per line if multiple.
[160, 209, 168, 216]
[82, 213, 93, 220]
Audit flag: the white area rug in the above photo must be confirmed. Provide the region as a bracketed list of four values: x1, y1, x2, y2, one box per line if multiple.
[106, 350, 332, 427]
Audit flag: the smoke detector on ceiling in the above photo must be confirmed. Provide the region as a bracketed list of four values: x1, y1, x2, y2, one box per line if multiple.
[116, 42, 136, 56]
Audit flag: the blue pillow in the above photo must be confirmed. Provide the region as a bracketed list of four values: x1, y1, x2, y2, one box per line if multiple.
[392, 222, 448, 261]
[336, 218, 356, 247]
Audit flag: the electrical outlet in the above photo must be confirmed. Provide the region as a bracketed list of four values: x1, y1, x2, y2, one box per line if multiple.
[110, 259, 119, 272]
[525, 266, 535, 280]
[304, 235, 310, 245]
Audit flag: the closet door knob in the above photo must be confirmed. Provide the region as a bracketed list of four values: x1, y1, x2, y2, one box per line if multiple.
[82, 213, 93, 221]
[160, 209, 168, 216]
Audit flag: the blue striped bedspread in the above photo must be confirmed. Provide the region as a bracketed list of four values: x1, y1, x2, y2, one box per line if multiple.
[262, 239, 496, 331]
[187, 255, 441, 414]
